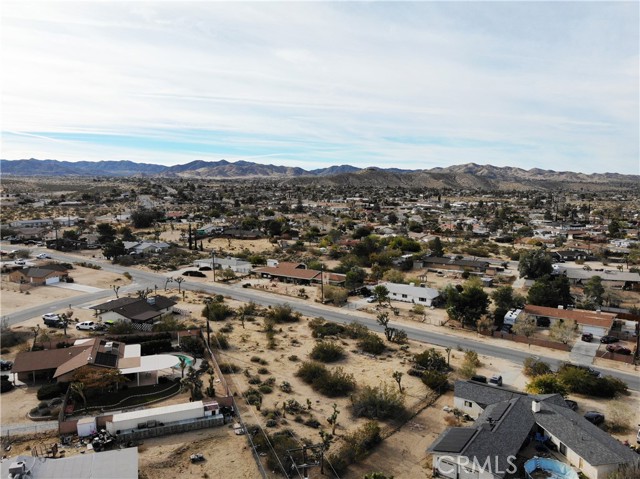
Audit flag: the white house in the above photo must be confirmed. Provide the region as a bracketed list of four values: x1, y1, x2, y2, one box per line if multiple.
[379, 281, 440, 307]
[430, 381, 639, 479]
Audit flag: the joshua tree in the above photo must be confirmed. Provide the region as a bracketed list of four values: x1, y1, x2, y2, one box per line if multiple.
[445, 347, 452, 366]
[164, 277, 174, 291]
[174, 277, 185, 293]
[327, 403, 340, 435]
[71, 382, 87, 410]
[392, 370, 404, 393]
[111, 285, 120, 298]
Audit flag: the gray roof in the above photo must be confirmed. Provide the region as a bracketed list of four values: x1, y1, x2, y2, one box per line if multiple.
[432, 381, 640, 472]
[534, 400, 639, 466]
[0, 447, 138, 478]
[560, 267, 640, 283]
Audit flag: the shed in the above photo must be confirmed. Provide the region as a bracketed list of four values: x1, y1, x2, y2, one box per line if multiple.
[77, 417, 97, 437]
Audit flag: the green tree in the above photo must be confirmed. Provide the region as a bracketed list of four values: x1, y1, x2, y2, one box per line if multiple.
[583, 276, 605, 306]
[130, 208, 164, 228]
[527, 275, 572, 307]
[445, 279, 489, 328]
[96, 223, 116, 244]
[526, 374, 567, 395]
[428, 237, 445, 257]
[103, 240, 126, 260]
[513, 315, 537, 346]
[345, 267, 367, 291]
[550, 319, 576, 344]
[518, 249, 553, 279]
[414, 348, 447, 372]
[607, 219, 622, 238]
[372, 285, 390, 305]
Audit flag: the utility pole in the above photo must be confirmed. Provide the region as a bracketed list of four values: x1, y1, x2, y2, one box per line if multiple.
[287, 443, 325, 479]
[212, 250, 216, 282]
[320, 265, 324, 304]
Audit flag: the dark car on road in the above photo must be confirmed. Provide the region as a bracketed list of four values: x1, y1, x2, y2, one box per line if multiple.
[564, 399, 578, 411]
[600, 335, 619, 344]
[584, 411, 605, 425]
[606, 344, 632, 355]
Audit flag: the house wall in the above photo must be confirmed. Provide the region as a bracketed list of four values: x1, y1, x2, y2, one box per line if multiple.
[387, 290, 436, 306]
[106, 403, 205, 433]
[542, 428, 607, 479]
[432, 453, 502, 479]
[453, 397, 484, 419]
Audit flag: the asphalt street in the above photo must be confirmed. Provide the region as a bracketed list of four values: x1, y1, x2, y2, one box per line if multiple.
[4, 249, 639, 391]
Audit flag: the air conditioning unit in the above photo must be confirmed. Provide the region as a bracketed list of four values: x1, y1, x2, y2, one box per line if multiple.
[9, 461, 27, 476]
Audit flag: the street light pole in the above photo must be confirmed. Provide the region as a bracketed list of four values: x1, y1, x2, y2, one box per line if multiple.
[320, 264, 324, 304]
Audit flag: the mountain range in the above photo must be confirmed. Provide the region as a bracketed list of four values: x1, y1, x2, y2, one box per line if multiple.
[0, 158, 637, 191]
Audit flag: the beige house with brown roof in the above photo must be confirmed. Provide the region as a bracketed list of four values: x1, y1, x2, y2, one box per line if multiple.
[254, 261, 346, 286]
[523, 305, 616, 338]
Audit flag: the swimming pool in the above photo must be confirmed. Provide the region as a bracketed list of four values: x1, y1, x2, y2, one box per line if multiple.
[171, 353, 194, 368]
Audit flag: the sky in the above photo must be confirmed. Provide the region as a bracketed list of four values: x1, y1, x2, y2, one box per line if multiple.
[1, 1, 638, 174]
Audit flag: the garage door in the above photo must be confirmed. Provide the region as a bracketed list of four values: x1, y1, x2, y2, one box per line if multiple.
[581, 325, 606, 338]
[45, 277, 60, 285]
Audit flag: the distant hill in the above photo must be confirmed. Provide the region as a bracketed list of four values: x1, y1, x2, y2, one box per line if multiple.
[0, 159, 167, 177]
[0, 158, 637, 191]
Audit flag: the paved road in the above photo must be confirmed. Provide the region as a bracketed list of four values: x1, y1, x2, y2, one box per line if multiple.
[7, 249, 640, 391]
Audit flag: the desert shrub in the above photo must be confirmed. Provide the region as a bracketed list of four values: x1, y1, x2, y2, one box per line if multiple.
[219, 362, 240, 373]
[259, 385, 273, 394]
[421, 370, 449, 392]
[344, 323, 370, 339]
[266, 304, 300, 323]
[248, 376, 261, 385]
[180, 336, 205, 357]
[304, 418, 321, 428]
[526, 374, 567, 395]
[203, 302, 233, 322]
[280, 381, 293, 393]
[351, 384, 406, 420]
[606, 400, 632, 433]
[250, 356, 262, 363]
[296, 362, 356, 397]
[297, 361, 328, 384]
[523, 357, 552, 377]
[252, 430, 300, 473]
[310, 341, 345, 363]
[309, 320, 346, 338]
[556, 365, 627, 398]
[463, 350, 481, 367]
[1, 329, 31, 348]
[414, 348, 448, 372]
[219, 323, 234, 333]
[212, 332, 229, 350]
[284, 399, 305, 414]
[37, 383, 66, 400]
[328, 421, 382, 475]
[358, 333, 385, 355]
[288, 355, 299, 362]
[257, 367, 269, 375]
[140, 339, 173, 355]
[265, 419, 277, 427]
[244, 387, 262, 406]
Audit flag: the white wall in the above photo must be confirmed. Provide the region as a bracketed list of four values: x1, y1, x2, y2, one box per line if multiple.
[453, 397, 485, 419]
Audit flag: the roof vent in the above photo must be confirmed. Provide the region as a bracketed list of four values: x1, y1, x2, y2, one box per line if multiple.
[532, 400, 541, 413]
[9, 461, 28, 476]
[147, 297, 156, 305]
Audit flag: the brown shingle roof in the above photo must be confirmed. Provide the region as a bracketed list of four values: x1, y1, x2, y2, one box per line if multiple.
[12, 346, 90, 373]
[524, 305, 616, 327]
[255, 263, 321, 281]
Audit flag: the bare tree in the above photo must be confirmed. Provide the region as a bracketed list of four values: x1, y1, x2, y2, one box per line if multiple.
[111, 285, 120, 298]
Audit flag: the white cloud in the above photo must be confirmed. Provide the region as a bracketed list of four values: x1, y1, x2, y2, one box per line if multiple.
[1, 1, 638, 173]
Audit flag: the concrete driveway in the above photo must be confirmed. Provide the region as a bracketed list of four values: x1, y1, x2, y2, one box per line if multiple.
[49, 283, 104, 293]
[569, 339, 600, 365]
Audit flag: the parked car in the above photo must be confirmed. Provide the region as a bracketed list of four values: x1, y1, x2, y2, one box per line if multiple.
[366, 296, 377, 303]
[470, 375, 487, 384]
[489, 375, 503, 386]
[584, 411, 605, 426]
[581, 332, 593, 342]
[76, 321, 98, 331]
[44, 317, 66, 328]
[600, 336, 619, 344]
[564, 399, 578, 411]
[0, 360, 13, 371]
[606, 344, 632, 355]
[42, 313, 61, 321]
[14, 259, 26, 265]
[36, 253, 51, 259]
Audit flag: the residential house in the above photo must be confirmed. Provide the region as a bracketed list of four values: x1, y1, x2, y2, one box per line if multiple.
[195, 256, 252, 274]
[12, 337, 179, 386]
[558, 267, 640, 291]
[254, 261, 345, 286]
[417, 257, 489, 274]
[8, 266, 69, 285]
[90, 296, 176, 329]
[429, 380, 639, 479]
[379, 281, 440, 307]
[522, 305, 616, 338]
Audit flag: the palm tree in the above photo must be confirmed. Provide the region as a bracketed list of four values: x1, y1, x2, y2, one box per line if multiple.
[178, 356, 188, 379]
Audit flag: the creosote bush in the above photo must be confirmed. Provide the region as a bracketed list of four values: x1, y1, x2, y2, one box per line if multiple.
[309, 341, 345, 363]
[296, 361, 356, 397]
[351, 384, 406, 420]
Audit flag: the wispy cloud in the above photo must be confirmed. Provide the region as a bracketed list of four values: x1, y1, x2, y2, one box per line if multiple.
[1, 1, 638, 173]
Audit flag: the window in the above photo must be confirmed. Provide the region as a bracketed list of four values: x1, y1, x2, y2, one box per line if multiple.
[419, 297, 426, 302]
[464, 401, 473, 407]
[559, 443, 567, 456]
[402, 294, 407, 298]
